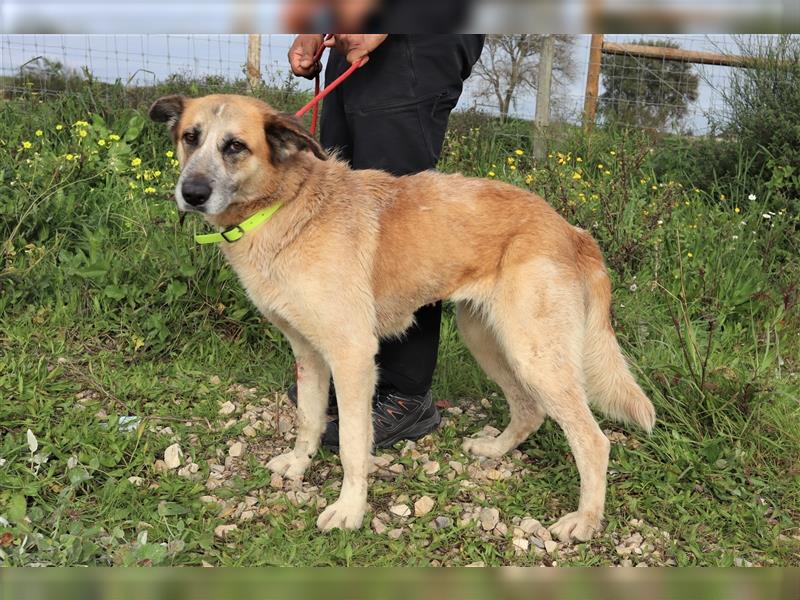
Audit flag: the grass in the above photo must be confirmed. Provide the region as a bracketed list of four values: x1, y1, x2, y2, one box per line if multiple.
[0, 81, 798, 566]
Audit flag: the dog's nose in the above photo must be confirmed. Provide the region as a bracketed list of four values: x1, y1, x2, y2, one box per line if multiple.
[181, 178, 212, 206]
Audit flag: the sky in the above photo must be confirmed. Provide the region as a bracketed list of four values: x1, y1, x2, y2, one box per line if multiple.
[0, 33, 748, 134]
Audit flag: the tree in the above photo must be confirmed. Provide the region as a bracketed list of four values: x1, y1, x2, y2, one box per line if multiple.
[598, 39, 699, 132]
[15, 57, 84, 92]
[472, 35, 575, 120]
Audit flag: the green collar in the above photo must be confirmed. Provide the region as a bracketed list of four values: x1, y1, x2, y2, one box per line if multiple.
[194, 203, 283, 244]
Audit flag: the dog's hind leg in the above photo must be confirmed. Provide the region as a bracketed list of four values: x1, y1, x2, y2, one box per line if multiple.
[456, 302, 545, 458]
[266, 319, 329, 480]
[493, 259, 610, 542]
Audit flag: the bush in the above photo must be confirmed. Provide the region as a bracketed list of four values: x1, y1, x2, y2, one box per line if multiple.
[719, 35, 800, 200]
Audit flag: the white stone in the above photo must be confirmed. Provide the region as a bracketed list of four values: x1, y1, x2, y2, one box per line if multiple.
[414, 496, 435, 517]
[519, 518, 541, 535]
[513, 538, 530, 553]
[229, 441, 245, 458]
[390, 504, 411, 518]
[218, 401, 236, 415]
[214, 524, 237, 539]
[372, 517, 387, 534]
[480, 507, 500, 531]
[163, 444, 183, 469]
[422, 460, 440, 475]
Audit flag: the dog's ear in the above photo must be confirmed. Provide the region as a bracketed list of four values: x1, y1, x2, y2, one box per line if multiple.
[265, 113, 327, 164]
[148, 95, 186, 137]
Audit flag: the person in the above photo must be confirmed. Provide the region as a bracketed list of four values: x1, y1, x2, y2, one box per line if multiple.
[287, 34, 485, 450]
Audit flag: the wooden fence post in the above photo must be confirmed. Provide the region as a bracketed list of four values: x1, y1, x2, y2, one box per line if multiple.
[246, 34, 262, 91]
[533, 34, 555, 161]
[583, 34, 604, 131]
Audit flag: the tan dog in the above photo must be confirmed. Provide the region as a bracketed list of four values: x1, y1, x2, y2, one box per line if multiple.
[149, 93, 656, 541]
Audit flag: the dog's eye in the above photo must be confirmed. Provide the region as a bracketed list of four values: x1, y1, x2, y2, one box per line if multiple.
[225, 140, 247, 155]
[182, 131, 198, 145]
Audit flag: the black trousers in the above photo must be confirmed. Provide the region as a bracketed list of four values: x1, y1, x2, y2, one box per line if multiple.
[320, 35, 484, 396]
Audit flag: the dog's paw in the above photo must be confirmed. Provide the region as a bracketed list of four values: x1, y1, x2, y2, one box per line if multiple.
[462, 435, 506, 459]
[316, 497, 367, 531]
[548, 511, 601, 542]
[266, 451, 310, 479]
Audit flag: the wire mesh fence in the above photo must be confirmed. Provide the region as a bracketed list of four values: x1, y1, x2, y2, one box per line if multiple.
[462, 34, 748, 136]
[0, 33, 765, 137]
[0, 34, 303, 97]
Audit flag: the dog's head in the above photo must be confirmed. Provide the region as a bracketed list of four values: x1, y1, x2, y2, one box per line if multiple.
[148, 94, 326, 216]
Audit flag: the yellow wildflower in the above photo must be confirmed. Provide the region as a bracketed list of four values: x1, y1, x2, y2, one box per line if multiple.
[153, 170, 162, 177]
[651, 185, 657, 190]
[604, 170, 611, 176]
[597, 164, 604, 169]
[488, 171, 496, 177]
[78, 129, 88, 138]
[73, 120, 90, 128]
[509, 165, 516, 171]
[525, 175, 533, 184]
[734, 207, 740, 213]
[507, 156, 515, 165]
[515, 149, 524, 156]
[576, 157, 583, 163]
[720, 194, 726, 201]
[55, 124, 64, 131]
[35, 130, 43, 137]
[21, 141, 32, 149]
[571, 172, 582, 181]
[144, 187, 157, 194]
[109, 134, 121, 141]
[65, 153, 75, 161]
[98, 139, 106, 146]
[165, 150, 174, 158]
[609, 150, 616, 156]
[131, 157, 142, 167]
[687, 252, 693, 258]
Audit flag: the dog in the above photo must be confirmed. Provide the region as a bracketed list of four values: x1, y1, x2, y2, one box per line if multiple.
[148, 93, 656, 541]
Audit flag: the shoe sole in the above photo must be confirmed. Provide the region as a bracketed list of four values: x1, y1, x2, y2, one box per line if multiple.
[322, 407, 442, 452]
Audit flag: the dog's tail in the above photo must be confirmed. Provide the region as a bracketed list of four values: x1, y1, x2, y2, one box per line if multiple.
[572, 227, 656, 433]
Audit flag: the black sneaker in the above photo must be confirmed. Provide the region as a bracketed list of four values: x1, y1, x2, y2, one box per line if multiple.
[320, 388, 441, 451]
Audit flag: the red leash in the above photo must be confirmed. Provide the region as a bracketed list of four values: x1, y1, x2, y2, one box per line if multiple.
[294, 35, 365, 135]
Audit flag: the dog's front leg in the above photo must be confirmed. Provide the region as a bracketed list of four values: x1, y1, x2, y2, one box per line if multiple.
[267, 322, 329, 480]
[316, 340, 377, 531]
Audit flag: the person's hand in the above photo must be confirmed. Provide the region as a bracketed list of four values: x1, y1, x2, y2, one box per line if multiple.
[323, 34, 388, 66]
[288, 34, 325, 79]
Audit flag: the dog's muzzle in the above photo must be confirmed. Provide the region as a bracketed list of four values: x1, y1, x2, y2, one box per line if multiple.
[181, 177, 212, 207]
